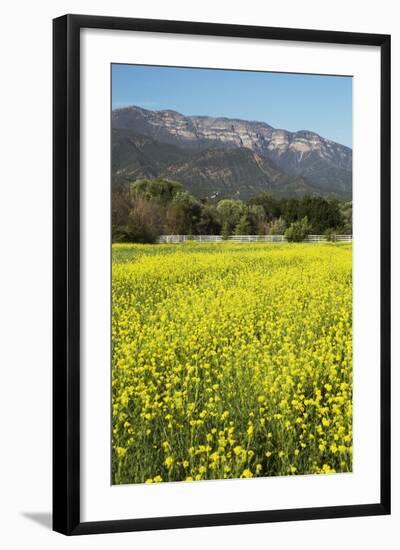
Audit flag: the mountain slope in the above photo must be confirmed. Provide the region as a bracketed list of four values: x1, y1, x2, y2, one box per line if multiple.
[161, 146, 320, 199]
[112, 129, 320, 200]
[112, 106, 352, 199]
[112, 128, 191, 185]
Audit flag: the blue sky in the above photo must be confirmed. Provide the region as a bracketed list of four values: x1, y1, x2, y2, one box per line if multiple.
[112, 64, 352, 147]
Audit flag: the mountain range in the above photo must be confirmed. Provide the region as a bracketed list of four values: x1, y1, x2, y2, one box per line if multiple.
[112, 105, 352, 200]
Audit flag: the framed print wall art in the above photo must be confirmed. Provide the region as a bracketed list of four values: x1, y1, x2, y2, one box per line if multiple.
[53, 14, 391, 535]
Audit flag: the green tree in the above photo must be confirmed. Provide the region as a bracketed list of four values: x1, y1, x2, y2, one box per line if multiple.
[235, 215, 250, 235]
[125, 194, 164, 243]
[131, 178, 183, 204]
[248, 193, 281, 221]
[247, 204, 266, 235]
[338, 201, 352, 234]
[216, 199, 245, 233]
[221, 222, 231, 240]
[196, 205, 222, 235]
[269, 217, 287, 235]
[166, 191, 202, 234]
[325, 228, 337, 242]
[285, 216, 311, 242]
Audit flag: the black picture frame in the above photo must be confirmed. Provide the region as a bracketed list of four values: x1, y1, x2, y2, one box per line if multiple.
[53, 14, 391, 535]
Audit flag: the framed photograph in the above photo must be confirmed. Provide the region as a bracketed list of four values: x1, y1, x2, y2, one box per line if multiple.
[53, 14, 390, 535]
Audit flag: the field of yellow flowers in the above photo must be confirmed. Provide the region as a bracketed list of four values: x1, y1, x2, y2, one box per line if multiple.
[112, 242, 352, 484]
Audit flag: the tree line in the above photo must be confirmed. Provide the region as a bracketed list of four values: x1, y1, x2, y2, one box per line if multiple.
[112, 178, 352, 243]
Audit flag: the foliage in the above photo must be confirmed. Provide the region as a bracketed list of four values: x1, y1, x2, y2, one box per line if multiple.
[112, 180, 350, 242]
[112, 242, 353, 484]
[221, 222, 231, 240]
[269, 217, 287, 235]
[325, 228, 337, 242]
[280, 196, 343, 233]
[285, 216, 312, 242]
[216, 199, 245, 232]
[112, 192, 164, 243]
[247, 204, 266, 235]
[248, 193, 282, 221]
[339, 201, 352, 234]
[235, 215, 251, 235]
[131, 178, 183, 204]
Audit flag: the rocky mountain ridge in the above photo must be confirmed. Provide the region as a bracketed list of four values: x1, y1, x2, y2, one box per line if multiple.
[112, 105, 352, 199]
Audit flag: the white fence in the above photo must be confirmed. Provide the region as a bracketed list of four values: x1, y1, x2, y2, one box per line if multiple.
[305, 234, 352, 243]
[157, 234, 352, 244]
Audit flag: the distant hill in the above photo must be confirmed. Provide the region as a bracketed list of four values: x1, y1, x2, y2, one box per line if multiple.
[112, 128, 191, 183]
[112, 106, 352, 199]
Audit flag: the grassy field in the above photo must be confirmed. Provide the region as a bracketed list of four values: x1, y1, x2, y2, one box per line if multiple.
[112, 242, 352, 484]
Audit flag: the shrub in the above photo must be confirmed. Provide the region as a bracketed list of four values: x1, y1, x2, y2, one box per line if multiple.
[325, 228, 337, 242]
[221, 222, 231, 240]
[285, 216, 311, 242]
[269, 217, 287, 235]
[235, 215, 251, 235]
[126, 194, 164, 243]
